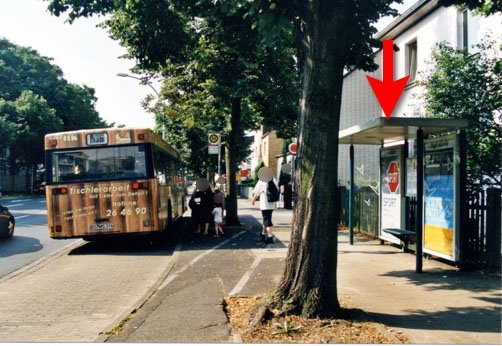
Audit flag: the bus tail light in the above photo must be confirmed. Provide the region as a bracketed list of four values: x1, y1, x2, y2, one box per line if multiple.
[55, 225, 62, 233]
[52, 187, 68, 195]
[132, 182, 149, 190]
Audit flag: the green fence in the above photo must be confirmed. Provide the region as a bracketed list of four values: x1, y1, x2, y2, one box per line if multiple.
[338, 186, 379, 237]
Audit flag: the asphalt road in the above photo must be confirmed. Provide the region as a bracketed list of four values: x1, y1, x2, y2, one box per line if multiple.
[0, 196, 77, 278]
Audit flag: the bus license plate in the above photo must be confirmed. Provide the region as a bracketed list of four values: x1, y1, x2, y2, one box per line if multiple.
[91, 223, 114, 230]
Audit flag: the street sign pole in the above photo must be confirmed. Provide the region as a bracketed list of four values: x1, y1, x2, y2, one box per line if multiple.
[208, 133, 221, 175]
[218, 142, 221, 175]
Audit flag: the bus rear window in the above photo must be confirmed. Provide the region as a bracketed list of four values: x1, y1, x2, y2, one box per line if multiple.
[49, 144, 148, 183]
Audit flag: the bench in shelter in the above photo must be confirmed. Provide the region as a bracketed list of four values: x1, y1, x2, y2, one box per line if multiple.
[383, 228, 416, 252]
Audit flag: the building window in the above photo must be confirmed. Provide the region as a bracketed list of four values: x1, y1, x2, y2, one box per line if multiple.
[462, 9, 468, 50]
[457, 9, 469, 50]
[406, 40, 418, 82]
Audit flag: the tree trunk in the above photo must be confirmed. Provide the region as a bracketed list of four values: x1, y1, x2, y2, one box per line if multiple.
[224, 97, 241, 226]
[270, 0, 350, 318]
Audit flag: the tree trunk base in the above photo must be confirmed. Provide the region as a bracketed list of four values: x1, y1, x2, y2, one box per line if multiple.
[244, 303, 272, 333]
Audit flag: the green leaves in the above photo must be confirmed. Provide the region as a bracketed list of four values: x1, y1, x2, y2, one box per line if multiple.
[0, 38, 108, 178]
[421, 39, 502, 187]
[272, 319, 302, 335]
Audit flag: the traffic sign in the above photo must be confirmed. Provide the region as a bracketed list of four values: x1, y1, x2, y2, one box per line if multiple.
[288, 142, 297, 154]
[387, 161, 399, 193]
[208, 133, 220, 145]
[208, 133, 220, 155]
[208, 145, 219, 154]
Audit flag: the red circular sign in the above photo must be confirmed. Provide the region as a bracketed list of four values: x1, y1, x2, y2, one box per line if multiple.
[288, 142, 297, 154]
[387, 161, 399, 193]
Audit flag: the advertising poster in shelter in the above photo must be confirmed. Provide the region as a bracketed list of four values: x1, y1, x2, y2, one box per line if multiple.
[379, 146, 403, 244]
[424, 137, 456, 260]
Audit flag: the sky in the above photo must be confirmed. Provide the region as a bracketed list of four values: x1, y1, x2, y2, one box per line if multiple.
[0, 0, 414, 130]
[0, 0, 156, 128]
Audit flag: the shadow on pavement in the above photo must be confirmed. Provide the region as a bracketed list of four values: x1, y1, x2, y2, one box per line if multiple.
[380, 268, 502, 293]
[356, 305, 502, 333]
[181, 214, 287, 252]
[0, 235, 43, 258]
[67, 218, 189, 256]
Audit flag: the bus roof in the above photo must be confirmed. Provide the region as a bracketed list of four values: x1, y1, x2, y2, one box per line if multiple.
[45, 128, 181, 161]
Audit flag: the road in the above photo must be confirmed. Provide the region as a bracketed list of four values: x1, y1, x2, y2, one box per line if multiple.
[0, 195, 179, 342]
[0, 196, 77, 278]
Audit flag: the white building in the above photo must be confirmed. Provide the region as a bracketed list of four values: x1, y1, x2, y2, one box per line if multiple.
[338, 0, 502, 185]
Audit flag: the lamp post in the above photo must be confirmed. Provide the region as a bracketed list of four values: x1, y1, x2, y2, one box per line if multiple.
[117, 72, 165, 139]
[116, 72, 160, 98]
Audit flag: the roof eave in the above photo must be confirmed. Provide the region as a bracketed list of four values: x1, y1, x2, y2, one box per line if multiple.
[376, 0, 441, 41]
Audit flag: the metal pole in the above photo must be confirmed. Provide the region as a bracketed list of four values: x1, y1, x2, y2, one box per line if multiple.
[116, 73, 160, 97]
[458, 129, 468, 270]
[218, 142, 221, 175]
[415, 128, 424, 273]
[349, 144, 354, 245]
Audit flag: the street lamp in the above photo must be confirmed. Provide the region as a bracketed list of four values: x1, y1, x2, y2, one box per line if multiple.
[116, 72, 160, 97]
[117, 72, 165, 139]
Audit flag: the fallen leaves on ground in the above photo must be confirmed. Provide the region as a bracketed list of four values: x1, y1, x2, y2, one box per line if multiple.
[225, 296, 410, 344]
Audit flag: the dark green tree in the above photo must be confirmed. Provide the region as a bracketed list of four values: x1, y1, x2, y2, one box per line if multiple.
[45, 0, 298, 225]
[438, 0, 501, 16]
[45, 0, 406, 318]
[0, 91, 63, 191]
[420, 40, 501, 188]
[0, 38, 108, 130]
[0, 37, 108, 191]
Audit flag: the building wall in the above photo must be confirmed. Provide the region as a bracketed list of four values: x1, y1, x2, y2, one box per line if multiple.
[389, 6, 501, 119]
[338, 1, 501, 187]
[260, 130, 283, 178]
[249, 129, 262, 176]
[338, 62, 382, 186]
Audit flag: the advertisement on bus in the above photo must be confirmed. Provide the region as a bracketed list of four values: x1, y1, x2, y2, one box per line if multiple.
[46, 180, 157, 238]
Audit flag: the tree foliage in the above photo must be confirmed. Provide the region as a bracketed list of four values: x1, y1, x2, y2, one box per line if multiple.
[438, 0, 501, 16]
[45, 0, 299, 225]
[420, 40, 502, 187]
[0, 37, 108, 188]
[45, 0, 411, 318]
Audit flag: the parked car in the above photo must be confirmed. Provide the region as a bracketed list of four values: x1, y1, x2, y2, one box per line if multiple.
[0, 205, 14, 239]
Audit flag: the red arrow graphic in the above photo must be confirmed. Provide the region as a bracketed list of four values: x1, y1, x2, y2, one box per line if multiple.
[366, 40, 410, 119]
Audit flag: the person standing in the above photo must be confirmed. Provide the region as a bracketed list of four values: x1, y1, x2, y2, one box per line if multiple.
[189, 177, 214, 235]
[251, 167, 278, 244]
[212, 202, 224, 237]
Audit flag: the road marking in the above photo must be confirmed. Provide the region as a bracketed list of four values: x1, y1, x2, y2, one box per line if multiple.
[6, 203, 23, 208]
[229, 257, 262, 296]
[158, 230, 246, 290]
[14, 215, 29, 220]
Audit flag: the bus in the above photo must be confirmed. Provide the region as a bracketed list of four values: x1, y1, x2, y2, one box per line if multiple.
[44, 128, 186, 240]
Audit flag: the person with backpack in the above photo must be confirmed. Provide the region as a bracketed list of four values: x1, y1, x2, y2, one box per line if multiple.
[189, 177, 214, 235]
[251, 166, 279, 244]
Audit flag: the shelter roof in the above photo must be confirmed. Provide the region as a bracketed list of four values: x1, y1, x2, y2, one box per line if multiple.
[339, 117, 469, 145]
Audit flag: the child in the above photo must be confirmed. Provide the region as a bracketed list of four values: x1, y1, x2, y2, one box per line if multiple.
[212, 202, 224, 237]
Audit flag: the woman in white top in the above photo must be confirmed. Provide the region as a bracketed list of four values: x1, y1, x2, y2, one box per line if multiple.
[251, 167, 278, 244]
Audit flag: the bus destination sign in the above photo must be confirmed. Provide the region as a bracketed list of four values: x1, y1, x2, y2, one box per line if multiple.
[87, 133, 108, 146]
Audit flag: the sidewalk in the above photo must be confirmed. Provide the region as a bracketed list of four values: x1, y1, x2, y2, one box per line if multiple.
[107, 197, 501, 344]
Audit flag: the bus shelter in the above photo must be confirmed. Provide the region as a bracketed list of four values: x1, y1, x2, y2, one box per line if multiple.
[339, 117, 469, 273]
